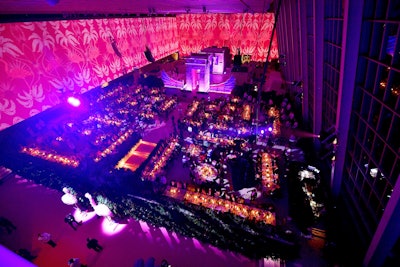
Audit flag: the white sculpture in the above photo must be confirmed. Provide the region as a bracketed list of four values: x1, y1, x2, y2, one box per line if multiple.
[84, 193, 113, 220]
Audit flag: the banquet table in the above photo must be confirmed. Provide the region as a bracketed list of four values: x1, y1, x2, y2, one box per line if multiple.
[194, 163, 218, 182]
[182, 191, 275, 225]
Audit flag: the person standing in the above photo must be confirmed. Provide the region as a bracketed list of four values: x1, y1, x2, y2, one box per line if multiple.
[38, 232, 57, 247]
[64, 213, 81, 230]
[86, 238, 103, 252]
[68, 258, 87, 267]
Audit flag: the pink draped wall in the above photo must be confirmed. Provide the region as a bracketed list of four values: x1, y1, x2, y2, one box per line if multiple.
[0, 17, 178, 130]
[0, 13, 278, 131]
[176, 13, 279, 61]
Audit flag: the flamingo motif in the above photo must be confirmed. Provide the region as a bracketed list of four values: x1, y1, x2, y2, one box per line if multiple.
[61, 187, 77, 206]
[16, 84, 45, 108]
[0, 98, 16, 117]
[84, 193, 113, 219]
[0, 59, 33, 79]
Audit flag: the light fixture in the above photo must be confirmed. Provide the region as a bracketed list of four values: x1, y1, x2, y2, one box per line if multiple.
[370, 168, 378, 178]
[67, 96, 81, 107]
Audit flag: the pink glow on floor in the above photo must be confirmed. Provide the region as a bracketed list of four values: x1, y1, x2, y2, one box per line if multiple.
[101, 217, 127, 236]
[171, 232, 180, 244]
[209, 245, 227, 259]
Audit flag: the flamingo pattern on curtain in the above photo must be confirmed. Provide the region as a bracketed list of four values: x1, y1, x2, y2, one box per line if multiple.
[0, 13, 278, 131]
[0, 17, 179, 130]
[176, 13, 279, 62]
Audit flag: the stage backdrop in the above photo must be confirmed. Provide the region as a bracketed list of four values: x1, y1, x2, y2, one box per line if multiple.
[0, 17, 178, 130]
[176, 13, 279, 62]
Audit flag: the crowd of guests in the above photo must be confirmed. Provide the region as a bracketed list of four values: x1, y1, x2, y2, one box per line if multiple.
[117, 189, 298, 260]
[18, 81, 177, 169]
[141, 136, 180, 181]
[115, 91, 301, 258]
[0, 73, 308, 261]
[179, 96, 254, 140]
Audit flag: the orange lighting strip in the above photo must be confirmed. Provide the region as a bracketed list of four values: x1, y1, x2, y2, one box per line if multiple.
[196, 133, 235, 146]
[21, 147, 79, 167]
[260, 153, 279, 194]
[94, 129, 134, 162]
[183, 191, 275, 225]
[242, 104, 251, 121]
[160, 98, 177, 112]
[87, 115, 122, 126]
[186, 100, 200, 117]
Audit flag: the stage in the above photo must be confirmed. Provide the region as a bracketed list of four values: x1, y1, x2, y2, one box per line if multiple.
[162, 60, 284, 95]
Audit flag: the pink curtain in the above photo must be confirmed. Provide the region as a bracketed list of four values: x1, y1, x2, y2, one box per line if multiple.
[176, 13, 279, 62]
[0, 14, 278, 130]
[0, 17, 178, 130]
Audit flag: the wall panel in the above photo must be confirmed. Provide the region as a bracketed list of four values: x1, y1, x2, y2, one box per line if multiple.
[0, 17, 179, 130]
[176, 13, 279, 62]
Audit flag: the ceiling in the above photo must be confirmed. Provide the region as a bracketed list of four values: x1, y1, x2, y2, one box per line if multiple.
[0, 0, 274, 16]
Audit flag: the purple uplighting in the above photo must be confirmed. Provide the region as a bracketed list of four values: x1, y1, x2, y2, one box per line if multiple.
[192, 238, 207, 253]
[268, 126, 273, 132]
[159, 227, 173, 248]
[67, 96, 81, 107]
[139, 220, 153, 241]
